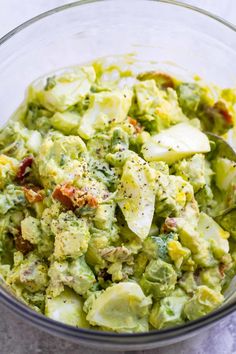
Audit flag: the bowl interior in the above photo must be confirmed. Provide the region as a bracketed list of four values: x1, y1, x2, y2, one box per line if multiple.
[0, 0, 236, 124]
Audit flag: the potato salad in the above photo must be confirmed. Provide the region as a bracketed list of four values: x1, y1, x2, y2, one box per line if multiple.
[0, 59, 236, 332]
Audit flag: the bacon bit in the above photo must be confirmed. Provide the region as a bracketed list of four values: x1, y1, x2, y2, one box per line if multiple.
[83, 193, 98, 208]
[213, 101, 233, 125]
[194, 268, 201, 278]
[128, 117, 143, 133]
[219, 263, 227, 277]
[23, 185, 44, 203]
[162, 218, 177, 233]
[204, 101, 234, 129]
[52, 183, 98, 210]
[15, 233, 34, 255]
[17, 156, 34, 180]
[137, 71, 175, 89]
[52, 185, 74, 209]
[97, 268, 112, 282]
[154, 72, 175, 89]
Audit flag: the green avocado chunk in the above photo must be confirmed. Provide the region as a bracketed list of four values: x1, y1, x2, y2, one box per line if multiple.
[140, 259, 177, 299]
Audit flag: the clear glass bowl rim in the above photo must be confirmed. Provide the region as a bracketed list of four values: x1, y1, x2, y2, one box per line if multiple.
[0, 0, 236, 345]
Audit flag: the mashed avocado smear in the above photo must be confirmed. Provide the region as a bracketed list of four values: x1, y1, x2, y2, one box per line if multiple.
[0, 59, 236, 332]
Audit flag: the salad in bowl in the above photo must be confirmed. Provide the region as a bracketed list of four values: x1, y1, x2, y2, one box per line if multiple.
[0, 57, 235, 333]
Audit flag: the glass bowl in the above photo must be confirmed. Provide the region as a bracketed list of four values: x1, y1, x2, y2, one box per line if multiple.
[0, 0, 236, 350]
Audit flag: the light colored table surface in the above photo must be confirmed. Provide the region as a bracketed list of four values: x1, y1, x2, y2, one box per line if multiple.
[1, 302, 236, 354]
[0, 1, 236, 353]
